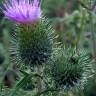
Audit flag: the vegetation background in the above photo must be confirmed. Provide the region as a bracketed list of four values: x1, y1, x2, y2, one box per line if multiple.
[0, 0, 96, 96]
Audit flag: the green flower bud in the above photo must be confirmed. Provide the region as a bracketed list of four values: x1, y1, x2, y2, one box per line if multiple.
[10, 19, 54, 67]
[51, 48, 92, 90]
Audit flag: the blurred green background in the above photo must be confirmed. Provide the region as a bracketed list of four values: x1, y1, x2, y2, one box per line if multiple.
[0, 0, 96, 96]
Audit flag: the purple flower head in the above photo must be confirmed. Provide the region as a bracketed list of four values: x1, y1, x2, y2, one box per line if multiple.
[3, 0, 41, 24]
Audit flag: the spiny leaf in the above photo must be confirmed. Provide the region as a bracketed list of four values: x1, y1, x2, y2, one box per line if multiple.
[9, 74, 32, 96]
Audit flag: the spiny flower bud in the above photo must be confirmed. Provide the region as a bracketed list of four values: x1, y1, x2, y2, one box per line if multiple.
[2, 0, 54, 67]
[51, 48, 92, 90]
[10, 20, 54, 66]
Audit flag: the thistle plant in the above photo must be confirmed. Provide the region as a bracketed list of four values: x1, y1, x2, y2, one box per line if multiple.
[2, 0, 54, 66]
[1, 0, 94, 96]
[50, 48, 92, 90]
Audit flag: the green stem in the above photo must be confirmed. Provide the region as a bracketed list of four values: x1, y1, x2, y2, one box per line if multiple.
[37, 65, 43, 94]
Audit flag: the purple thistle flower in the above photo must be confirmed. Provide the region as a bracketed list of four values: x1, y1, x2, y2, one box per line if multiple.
[3, 0, 41, 24]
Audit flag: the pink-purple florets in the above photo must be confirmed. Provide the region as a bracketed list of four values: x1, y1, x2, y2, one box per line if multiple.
[3, 0, 41, 24]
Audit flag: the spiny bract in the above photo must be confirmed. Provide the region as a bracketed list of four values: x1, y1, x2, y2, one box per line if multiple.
[51, 48, 92, 90]
[10, 19, 54, 67]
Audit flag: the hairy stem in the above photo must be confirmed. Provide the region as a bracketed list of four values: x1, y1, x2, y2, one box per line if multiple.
[37, 65, 42, 94]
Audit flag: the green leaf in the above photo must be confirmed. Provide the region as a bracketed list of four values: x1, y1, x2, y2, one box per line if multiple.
[9, 74, 32, 96]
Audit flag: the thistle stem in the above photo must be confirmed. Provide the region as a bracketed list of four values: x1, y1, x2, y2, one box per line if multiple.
[37, 65, 42, 94]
